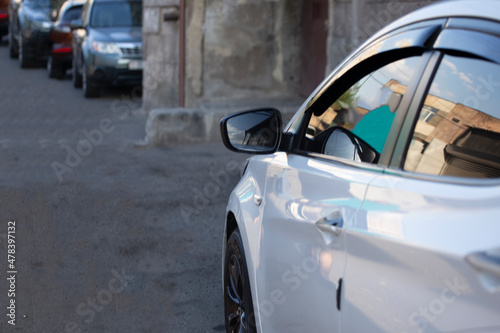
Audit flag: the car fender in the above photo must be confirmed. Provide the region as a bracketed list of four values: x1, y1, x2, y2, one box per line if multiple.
[224, 154, 274, 331]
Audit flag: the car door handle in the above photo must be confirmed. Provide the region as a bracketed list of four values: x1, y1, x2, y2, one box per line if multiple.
[253, 194, 262, 206]
[316, 213, 344, 236]
[465, 251, 500, 277]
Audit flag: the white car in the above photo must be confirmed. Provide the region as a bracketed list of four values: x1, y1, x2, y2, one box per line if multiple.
[220, 1, 500, 332]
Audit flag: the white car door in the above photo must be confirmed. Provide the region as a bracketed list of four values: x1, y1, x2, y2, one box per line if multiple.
[341, 26, 500, 332]
[255, 152, 377, 332]
[255, 45, 431, 332]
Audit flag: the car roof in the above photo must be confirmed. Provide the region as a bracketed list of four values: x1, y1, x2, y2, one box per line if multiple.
[58, 0, 85, 15]
[92, 0, 141, 2]
[63, 0, 86, 7]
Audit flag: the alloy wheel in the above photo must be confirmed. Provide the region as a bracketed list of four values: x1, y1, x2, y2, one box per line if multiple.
[226, 254, 248, 332]
[224, 230, 255, 333]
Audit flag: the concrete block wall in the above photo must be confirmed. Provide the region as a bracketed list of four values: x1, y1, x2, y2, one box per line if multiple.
[143, 0, 304, 111]
[201, 0, 303, 104]
[142, 0, 180, 112]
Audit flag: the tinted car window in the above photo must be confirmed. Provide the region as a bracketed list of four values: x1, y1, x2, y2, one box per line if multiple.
[90, 1, 142, 28]
[307, 56, 423, 162]
[62, 6, 83, 23]
[24, 0, 56, 8]
[404, 55, 500, 178]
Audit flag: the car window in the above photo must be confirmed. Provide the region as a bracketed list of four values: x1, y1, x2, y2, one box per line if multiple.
[24, 0, 52, 8]
[404, 55, 500, 178]
[305, 56, 423, 163]
[61, 6, 83, 23]
[90, 1, 142, 28]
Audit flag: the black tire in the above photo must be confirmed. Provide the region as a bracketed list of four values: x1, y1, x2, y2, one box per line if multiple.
[18, 34, 31, 68]
[224, 229, 257, 333]
[82, 62, 100, 98]
[72, 56, 83, 88]
[8, 31, 18, 59]
[48, 56, 65, 79]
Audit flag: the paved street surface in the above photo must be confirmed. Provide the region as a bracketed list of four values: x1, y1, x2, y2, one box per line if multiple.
[0, 37, 247, 332]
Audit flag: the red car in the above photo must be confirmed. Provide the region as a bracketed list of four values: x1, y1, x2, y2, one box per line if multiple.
[0, 0, 8, 38]
[47, 0, 85, 79]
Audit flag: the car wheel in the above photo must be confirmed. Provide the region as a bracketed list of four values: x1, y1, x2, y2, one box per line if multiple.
[18, 34, 31, 68]
[48, 56, 65, 79]
[82, 62, 100, 98]
[72, 56, 83, 88]
[8, 31, 18, 59]
[224, 229, 256, 333]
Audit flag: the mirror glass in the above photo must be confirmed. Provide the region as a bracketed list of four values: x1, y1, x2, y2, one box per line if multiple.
[70, 19, 83, 29]
[226, 110, 280, 152]
[323, 126, 379, 163]
[324, 129, 359, 162]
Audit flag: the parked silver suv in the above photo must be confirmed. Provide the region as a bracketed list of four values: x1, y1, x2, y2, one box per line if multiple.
[71, 0, 142, 97]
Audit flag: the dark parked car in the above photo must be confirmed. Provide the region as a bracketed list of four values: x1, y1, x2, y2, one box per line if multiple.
[47, 0, 84, 79]
[8, 0, 63, 67]
[0, 0, 8, 37]
[72, 0, 142, 97]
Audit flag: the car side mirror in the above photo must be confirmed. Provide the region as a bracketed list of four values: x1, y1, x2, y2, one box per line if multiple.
[323, 126, 379, 164]
[220, 108, 282, 154]
[70, 19, 83, 30]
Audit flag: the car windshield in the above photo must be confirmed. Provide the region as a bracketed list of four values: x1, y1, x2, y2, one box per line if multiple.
[90, 1, 142, 28]
[24, 0, 55, 9]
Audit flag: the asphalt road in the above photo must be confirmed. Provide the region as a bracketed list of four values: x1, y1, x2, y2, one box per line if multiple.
[0, 37, 247, 332]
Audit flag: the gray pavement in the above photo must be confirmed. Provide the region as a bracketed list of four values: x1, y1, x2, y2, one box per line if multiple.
[0, 37, 249, 332]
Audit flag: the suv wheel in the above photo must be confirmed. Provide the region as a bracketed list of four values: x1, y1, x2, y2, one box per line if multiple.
[18, 34, 31, 68]
[72, 56, 83, 88]
[8, 31, 18, 59]
[224, 229, 256, 333]
[82, 63, 100, 98]
[48, 56, 65, 79]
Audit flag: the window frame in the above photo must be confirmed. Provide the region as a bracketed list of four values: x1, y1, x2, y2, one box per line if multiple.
[389, 18, 500, 184]
[285, 22, 444, 171]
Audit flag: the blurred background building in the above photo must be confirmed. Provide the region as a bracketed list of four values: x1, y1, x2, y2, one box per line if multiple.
[142, 0, 439, 112]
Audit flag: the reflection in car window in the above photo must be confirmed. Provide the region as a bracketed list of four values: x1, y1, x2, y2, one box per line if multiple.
[404, 55, 500, 178]
[90, 1, 142, 28]
[62, 6, 83, 23]
[24, 0, 52, 8]
[308, 56, 422, 159]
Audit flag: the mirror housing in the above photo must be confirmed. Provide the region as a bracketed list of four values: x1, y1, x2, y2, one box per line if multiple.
[70, 19, 83, 30]
[220, 108, 282, 154]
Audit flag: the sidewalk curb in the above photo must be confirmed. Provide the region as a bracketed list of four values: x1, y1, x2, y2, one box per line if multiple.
[145, 99, 302, 146]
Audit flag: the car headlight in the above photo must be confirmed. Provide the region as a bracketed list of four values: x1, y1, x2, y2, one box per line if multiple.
[41, 21, 53, 30]
[92, 41, 120, 54]
[31, 20, 53, 32]
[56, 25, 71, 33]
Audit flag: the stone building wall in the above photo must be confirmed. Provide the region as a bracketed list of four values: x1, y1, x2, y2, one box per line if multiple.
[327, 0, 439, 73]
[142, 0, 441, 112]
[200, 0, 303, 104]
[142, 0, 180, 111]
